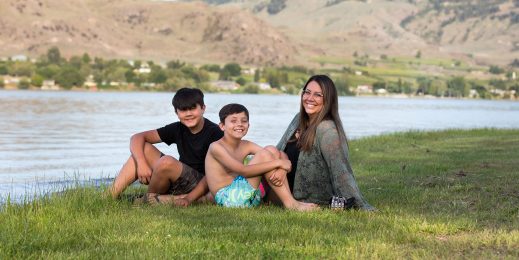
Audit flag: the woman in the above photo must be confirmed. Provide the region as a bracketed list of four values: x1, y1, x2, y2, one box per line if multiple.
[275, 75, 374, 210]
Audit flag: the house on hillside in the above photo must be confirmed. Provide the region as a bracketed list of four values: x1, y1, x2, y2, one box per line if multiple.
[84, 75, 96, 88]
[242, 67, 257, 75]
[252, 82, 271, 90]
[469, 89, 479, 99]
[41, 80, 59, 90]
[135, 63, 151, 74]
[375, 88, 388, 95]
[2, 75, 21, 89]
[355, 85, 373, 95]
[210, 80, 239, 91]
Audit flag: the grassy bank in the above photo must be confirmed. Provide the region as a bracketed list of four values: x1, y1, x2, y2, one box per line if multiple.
[1, 129, 518, 258]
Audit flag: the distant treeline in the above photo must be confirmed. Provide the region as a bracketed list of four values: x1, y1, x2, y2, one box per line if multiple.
[1, 47, 518, 99]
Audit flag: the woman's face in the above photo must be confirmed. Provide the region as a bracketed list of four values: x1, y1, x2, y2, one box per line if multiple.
[302, 81, 324, 118]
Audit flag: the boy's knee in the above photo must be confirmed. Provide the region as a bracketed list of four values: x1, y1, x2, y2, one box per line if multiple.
[264, 145, 280, 157]
[154, 156, 182, 173]
[254, 148, 275, 161]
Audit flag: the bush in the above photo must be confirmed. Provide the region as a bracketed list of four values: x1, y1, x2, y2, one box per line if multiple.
[18, 78, 30, 89]
[200, 64, 220, 73]
[242, 84, 259, 94]
[489, 65, 504, 74]
[236, 77, 247, 86]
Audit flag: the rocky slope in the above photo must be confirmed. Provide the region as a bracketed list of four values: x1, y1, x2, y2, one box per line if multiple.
[0, 0, 517, 66]
[0, 0, 297, 65]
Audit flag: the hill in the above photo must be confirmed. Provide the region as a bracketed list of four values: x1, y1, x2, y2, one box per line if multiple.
[0, 0, 517, 66]
[0, 0, 297, 65]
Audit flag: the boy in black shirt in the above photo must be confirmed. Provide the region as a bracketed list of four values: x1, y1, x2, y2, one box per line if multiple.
[109, 88, 223, 206]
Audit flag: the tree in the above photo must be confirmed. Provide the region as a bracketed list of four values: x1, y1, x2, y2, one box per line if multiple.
[69, 56, 83, 69]
[181, 66, 209, 83]
[416, 76, 432, 94]
[219, 70, 231, 80]
[221, 63, 241, 77]
[167, 60, 185, 70]
[18, 78, 30, 89]
[47, 47, 62, 64]
[82, 53, 91, 64]
[31, 74, 44, 87]
[429, 79, 447, 97]
[55, 66, 84, 89]
[335, 75, 352, 96]
[242, 84, 259, 94]
[149, 66, 167, 84]
[236, 77, 247, 86]
[489, 65, 504, 74]
[92, 57, 105, 71]
[489, 79, 507, 90]
[372, 81, 386, 90]
[0, 64, 7, 75]
[10, 62, 34, 77]
[200, 64, 220, 73]
[125, 69, 137, 83]
[0, 76, 4, 88]
[447, 77, 469, 97]
[36, 64, 60, 79]
[415, 50, 422, 59]
[254, 69, 260, 82]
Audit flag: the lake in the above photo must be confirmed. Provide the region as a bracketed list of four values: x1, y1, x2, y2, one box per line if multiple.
[1, 90, 519, 201]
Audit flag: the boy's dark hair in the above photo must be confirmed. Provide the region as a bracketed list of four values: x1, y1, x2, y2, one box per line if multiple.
[172, 88, 205, 111]
[219, 103, 249, 123]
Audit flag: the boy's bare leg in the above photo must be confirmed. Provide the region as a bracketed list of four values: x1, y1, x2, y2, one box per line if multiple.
[157, 192, 213, 205]
[109, 143, 162, 199]
[144, 155, 183, 204]
[249, 146, 319, 212]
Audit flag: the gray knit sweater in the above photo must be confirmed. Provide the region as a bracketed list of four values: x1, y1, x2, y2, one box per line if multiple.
[276, 114, 374, 210]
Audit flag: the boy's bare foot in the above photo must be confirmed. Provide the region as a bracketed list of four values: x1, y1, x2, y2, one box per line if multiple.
[286, 201, 320, 212]
[142, 193, 177, 205]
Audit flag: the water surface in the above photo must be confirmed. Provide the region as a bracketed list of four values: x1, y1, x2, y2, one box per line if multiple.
[1, 90, 518, 201]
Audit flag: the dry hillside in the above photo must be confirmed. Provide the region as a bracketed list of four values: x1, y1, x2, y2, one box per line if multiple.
[216, 0, 519, 65]
[0, 0, 297, 65]
[0, 0, 517, 66]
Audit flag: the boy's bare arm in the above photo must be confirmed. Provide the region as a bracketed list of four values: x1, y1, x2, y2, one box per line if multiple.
[211, 142, 290, 178]
[130, 130, 161, 184]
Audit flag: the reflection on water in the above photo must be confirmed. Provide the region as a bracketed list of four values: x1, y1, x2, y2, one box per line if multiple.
[1, 90, 519, 201]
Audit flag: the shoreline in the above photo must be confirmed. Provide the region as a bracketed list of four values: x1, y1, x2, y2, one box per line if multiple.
[1, 87, 517, 102]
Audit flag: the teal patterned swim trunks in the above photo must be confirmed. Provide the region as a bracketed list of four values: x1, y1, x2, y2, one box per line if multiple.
[214, 175, 261, 208]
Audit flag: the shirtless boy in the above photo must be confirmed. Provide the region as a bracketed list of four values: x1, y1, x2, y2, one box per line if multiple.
[205, 103, 318, 211]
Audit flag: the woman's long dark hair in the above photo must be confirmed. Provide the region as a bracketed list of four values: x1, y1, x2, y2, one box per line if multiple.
[297, 75, 348, 151]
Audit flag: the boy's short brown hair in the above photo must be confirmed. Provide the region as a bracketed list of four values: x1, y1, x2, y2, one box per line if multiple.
[172, 88, 205, 112]
[219, 103, 249, 123]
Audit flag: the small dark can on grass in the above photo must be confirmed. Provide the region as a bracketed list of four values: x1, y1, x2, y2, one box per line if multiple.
[330, 196, 355, 210]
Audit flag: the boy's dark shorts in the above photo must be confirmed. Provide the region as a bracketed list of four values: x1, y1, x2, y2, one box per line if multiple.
[168, 163, 203, 195]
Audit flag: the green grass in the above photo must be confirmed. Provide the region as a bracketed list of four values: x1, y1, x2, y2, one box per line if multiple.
[1, 129, 518, 258]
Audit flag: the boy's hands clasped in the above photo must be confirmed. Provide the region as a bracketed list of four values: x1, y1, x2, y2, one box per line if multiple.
[268, 159, 291, 187]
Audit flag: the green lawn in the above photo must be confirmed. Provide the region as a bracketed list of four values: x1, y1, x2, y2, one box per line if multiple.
[1, 129, 518, 258]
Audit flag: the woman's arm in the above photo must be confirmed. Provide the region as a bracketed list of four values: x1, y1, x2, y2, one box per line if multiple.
[276, 113, 300, 151]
